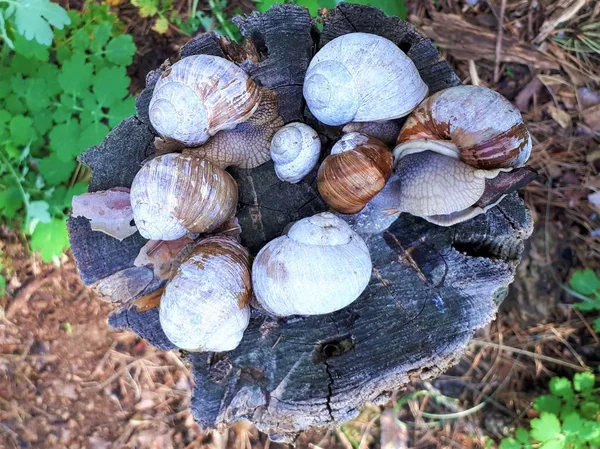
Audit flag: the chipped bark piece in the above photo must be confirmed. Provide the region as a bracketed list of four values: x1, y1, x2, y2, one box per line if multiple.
[67, 3, 534, 442]
[71, 188, 137, 241]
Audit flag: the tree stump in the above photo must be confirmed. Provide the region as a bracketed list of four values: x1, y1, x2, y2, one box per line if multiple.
[67, 3, 533, 442]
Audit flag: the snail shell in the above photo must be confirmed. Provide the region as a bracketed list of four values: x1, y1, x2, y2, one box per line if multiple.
[130, 153, 238, 240]
[317, 133, 393, 214]
[252, 212, 372, 316]
[186, 88, 284, 169]
[159, 236, 251, 352]
[149, 55, 261, 146]
[303, 33, 428, 126]
[270, 122, 321, 183]
[396, 85, 532, 169]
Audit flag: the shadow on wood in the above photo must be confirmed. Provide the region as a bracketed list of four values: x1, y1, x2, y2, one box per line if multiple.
[67, 3, 533, 442]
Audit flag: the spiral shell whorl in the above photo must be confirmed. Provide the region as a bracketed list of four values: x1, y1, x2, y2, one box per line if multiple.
[252, 213, 372, 316]
[159, 236, 251, 352]
[149, 55, 260, 146]
[397, 85, 532, 169]
[317, 133, 393, 214]
[130, 154, 238, 240]
[304, 33, 428, 126]
[270, 123, 321, 183]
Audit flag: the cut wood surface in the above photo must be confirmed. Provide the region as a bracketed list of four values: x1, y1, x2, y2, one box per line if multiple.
[68, 3, 533, 442]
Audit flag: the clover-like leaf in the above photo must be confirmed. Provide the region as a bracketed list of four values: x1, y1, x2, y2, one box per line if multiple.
[570, 269, 600, 296]
[30, 217, 70, 262]
[549, 377, 574, 399]
[530, 413, 562, 443]
[573, 372, 595, 393]
[7, 0, 71, 46]
[535, 395, 562, 415]
[104, 34, 136, 66]
[38, 153, 76, 186]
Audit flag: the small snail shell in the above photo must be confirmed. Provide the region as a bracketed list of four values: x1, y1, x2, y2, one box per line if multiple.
[303, 33, 428, 126]
[186, 88, 284, 169]
[396, 85, 532, 169]
[149, 55, 261, 146]
[159, 236, 251, 352]
[317, 133, 393, 214]
[130, 153, 238, 240]
[252, 212, 371, 316]
[270, 122, 321, 183]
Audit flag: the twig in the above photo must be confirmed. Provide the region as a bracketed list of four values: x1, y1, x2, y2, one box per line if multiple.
[469, 340, 591, 371]
[549, 327, 587, 369]
[494, 0, 507, 83]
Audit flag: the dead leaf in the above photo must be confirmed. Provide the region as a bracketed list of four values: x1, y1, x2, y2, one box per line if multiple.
[515, 77, 543, 112]
[547, 105, 572, 128]
[582, 104, 600, 133]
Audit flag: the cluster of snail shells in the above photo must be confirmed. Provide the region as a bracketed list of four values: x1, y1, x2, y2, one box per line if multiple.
[127, 31, 531, 353]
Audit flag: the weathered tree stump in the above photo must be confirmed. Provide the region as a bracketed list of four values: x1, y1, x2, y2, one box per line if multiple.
[67, 3, 533, 442]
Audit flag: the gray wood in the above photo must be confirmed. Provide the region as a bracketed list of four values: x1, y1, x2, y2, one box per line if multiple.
[68, 3, 533, 442]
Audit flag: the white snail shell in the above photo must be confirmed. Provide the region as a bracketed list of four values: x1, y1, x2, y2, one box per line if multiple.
[303, 33, 428, 126]
[252, 212, 372, 316]
[270, 122, 321, 183]
[159, 236, 251, 352]
[130, 153, 238, 240]
[149, 55, 261, 146]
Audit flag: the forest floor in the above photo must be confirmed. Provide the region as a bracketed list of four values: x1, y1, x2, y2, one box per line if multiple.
[1, 1, 600, 448]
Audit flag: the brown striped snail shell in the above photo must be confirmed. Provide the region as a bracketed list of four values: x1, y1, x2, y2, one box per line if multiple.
[149, 55, 261, 146]
[159, 236, 251, 352]
[395, 85, 532, 170]
[317, 132, 393, 214]
[130, 153, 238, 240]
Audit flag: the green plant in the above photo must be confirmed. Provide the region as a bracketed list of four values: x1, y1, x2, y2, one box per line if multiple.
[255, 0, 406, 20]
[131, 0, 172, 34]
[500, 372, 600, 449]
[0, 2, 136, 263]
[0, 0, 70, 48]
[569, 269, 600, 332]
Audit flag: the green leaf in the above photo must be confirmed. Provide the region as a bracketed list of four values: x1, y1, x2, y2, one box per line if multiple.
[78, 122, 110, 150]
[12, 33, 50, 60]
[71, 27, 91, 52]
[89, 22, 111, 54]
[549, 378, 574, 399]
[36, 64, 61, 97]
[23, 78, 51, 112]
[31, 110, 54, 137]
[570, 269, 600, 296]
[516, 428, 530, 444]
[152, 16, 169, 34]
[58, 53, 94, 95]
[580, 400, 600, 420]
[93, 66, 129, 107]
[573, 372, 595, 393]
[561, 412, 583, 434]
[0, 185, 24, 218]
[30, 217, 69, 262]
[7, 0, 71, 46]
[593, 318, 600, 332]
[530, 413, 562, 443]
[132, 0, 159, 17]
[538, 440, 564, 449]
[49, 121, 82, 162]
[104, 35, 136, 66]
[580, 420, 600, 441]
[25, 200, 51, 233]
[9, 115, 35, 145]
[106, 97, 135, 127]
[341, 0, 406, 19]
[499, 438, 522, 449]
[535, 395, 562, 415]
[38, 153, 76, 185]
